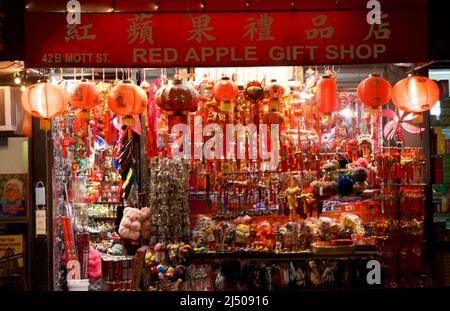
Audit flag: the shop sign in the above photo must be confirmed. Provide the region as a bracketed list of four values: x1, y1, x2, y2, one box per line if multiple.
[25, 8, 427, 67]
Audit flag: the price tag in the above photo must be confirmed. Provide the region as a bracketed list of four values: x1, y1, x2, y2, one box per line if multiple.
[36, 209, 47, 236]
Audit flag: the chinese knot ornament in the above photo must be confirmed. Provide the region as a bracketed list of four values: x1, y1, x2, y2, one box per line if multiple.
[108, 81, 148, 125]
[357, 74, 392, 114]
[392, 75, 439, 113]
[315, 75, 337, 122]
[69, 79, 102, 118]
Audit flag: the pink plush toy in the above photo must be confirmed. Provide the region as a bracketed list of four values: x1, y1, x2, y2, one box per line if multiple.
[118, 207, 142, 240]
[140, 207, 151, 239]
[88, 246, 102, 279]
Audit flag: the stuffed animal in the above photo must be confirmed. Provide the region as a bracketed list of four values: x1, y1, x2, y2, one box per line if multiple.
[118, 207, 142, 240]
[107, 243, 127, 256]
[235, 223, 251, 245]
[87, 246, 102, 279]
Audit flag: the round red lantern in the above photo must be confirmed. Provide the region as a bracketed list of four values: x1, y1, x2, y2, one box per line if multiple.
[21, 82, 68, 119]
[244, 81, 264, 103]
[265, 79, 285, 99]
[357, 74, 392, 110]
[392, 75, 440, 113]
[315, 75, 337, 122]
[69, 79, 102, 118]
[108, 81, 148, 125]
[156, 79, 198, 113]
[214, 76, 239, 102]
[197, 80, 215, 101]
[262, 111, 284, 125]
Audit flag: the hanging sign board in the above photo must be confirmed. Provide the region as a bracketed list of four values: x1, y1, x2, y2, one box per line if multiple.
[25, 8, 427, 67]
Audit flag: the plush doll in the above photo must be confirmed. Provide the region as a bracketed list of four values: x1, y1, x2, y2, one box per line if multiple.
[87, 246, 102, 279]
[140, 207, 151, 239]
[235, 223, 251, 245]
[118, 207, 142, 240]
[107, 243, 127, 256]
[338, 175, 354, 196]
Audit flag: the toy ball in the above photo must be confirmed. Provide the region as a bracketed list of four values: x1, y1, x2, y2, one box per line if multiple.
[338, 176, 354, 196]
[157, 264, 166, 273]
[173, 267, 185, 280]
[151, 266, 159, 274]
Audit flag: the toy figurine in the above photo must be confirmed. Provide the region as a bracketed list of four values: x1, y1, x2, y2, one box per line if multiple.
[285, 178, 301, 221]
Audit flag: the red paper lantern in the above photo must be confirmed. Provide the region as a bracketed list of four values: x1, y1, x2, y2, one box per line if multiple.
[197, 80, 215, 101]
[357, 74, 392, 108]
[262, 111, 284, 125]
[69, 79, 102, 117]
[265, 79, 285, 99]
[315, 75, 337, 120]
[108, 81, 148, 125]
[214, 76, 238, 102]
[156, 79, 198, 113]
[21, 82, 68, 119]
[244, 81, 264, 103]
[392, 75, 440, 113]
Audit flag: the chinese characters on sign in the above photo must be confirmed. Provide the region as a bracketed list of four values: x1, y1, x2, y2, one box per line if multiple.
[187, 15, 216, 43]
[364, 13, 390, 41]
[127, 14, 154, 44]
[244, 13, 275, 41]
[65, 24, 96, 42]
[305, 15, 334, 40]
[28, 10, 426, 67]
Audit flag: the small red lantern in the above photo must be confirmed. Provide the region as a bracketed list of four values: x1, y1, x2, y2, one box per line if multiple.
[392, 75, 440, 113]
[108, 81, 148, 125]
[315, 75, 337, 122]
[265, 79, 285, 99]
[244, 81, 264, 103]
[21, 82, 68, 119]
[197, 80, 215, 101]
[357, 74, 392, 110]
[214, 76, 239, 102]
[262, 111, 284, 125]
[69, 79, 102, 118]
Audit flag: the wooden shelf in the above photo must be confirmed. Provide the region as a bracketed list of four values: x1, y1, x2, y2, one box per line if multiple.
[187, 249, 378, 261]
[0, 217, 32, 224]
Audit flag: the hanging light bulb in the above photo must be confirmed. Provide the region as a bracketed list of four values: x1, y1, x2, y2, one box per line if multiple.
[20, 85, 26, 92]
[14, 72, 21, 85]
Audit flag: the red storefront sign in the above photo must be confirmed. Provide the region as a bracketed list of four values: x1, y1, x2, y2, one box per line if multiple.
[25, 8, 427, 67]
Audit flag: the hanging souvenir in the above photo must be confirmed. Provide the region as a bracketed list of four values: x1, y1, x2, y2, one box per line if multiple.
[108, 81, 148, 125]
[392, 75, 439, 113]
[69, 79, 102, 118]
[315, 75, 337, 123]
[357, 74, 392, 114]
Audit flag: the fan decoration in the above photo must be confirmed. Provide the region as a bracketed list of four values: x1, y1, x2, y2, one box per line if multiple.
[382, 108, 425, 143]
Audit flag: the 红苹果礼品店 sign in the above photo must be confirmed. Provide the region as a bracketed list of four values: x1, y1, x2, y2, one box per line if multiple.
[24, 9, 428, 67]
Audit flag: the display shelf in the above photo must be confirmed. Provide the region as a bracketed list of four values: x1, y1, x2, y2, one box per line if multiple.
[87, 216, 117, 221]
[0, 217, 32, 224]
[187, 249, 378, 261]
[93, 202, 122, 205]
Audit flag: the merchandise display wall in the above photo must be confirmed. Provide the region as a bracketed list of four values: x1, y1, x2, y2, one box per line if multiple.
[26, 65, 432, 291]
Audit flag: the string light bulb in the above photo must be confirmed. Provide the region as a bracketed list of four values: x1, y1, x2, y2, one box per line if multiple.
[14, 72, 21, 85]
[20, 85, 26, 92]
